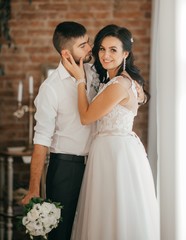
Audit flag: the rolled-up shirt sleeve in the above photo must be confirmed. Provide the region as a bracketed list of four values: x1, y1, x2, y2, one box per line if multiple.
[33, 82, 58, 147]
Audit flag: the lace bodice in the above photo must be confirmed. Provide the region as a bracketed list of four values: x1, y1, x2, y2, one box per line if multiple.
[95, 77, 137, 136]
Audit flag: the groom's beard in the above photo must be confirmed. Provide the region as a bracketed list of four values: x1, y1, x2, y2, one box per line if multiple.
[73, 52, 92, 64]
[82, 54, 92, 63]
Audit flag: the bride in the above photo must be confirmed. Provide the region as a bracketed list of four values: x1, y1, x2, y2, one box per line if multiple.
[63, 24, 160, 240]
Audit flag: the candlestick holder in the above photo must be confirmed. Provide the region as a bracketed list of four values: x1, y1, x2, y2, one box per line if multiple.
[13, 93, 35, 150]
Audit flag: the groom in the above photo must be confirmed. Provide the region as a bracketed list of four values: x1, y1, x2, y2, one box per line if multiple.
[22, 21, 146, 240]
[21, 21, 98, 240]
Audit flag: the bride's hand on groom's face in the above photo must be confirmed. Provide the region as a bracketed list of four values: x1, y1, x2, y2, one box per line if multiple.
[62, 53, 85, 80]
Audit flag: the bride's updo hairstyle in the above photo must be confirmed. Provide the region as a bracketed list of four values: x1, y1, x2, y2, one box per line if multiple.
[92, 24, 144, 86]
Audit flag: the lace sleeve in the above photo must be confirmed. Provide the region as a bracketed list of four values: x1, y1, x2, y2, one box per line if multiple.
[110, 76, 138, 99]
[110, 76, 132, 89]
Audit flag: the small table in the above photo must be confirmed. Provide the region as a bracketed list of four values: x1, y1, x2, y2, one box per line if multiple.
[0, 149, 48, 240]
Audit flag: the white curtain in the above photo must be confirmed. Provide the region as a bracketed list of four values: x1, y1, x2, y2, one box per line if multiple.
[148, 0, 186, 239]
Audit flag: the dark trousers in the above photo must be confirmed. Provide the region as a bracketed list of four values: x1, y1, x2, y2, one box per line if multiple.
[46, 153, 86, 240]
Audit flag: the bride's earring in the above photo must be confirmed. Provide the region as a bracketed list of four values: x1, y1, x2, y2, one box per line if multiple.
[123, 57, 126, 71]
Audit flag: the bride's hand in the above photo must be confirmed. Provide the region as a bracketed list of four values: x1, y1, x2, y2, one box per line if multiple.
[62, 53, 85, 80]
[134, 81, 149, 106]
[120, 70, 146, 105]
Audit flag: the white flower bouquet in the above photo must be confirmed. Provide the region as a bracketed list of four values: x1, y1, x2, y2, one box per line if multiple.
[20, 197, 62, 239]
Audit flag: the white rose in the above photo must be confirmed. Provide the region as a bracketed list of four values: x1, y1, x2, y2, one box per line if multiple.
[32, 203, 42, 213]
[26, 208, 40, 222]
[49, 215, 58, 226]
[27, 204, 42, 221]
[41, 216, 52, 228]
[30, 228, 44, 236]
[25, 222, 37, 232]
[53, 207, 61, 220]
[22, 216, 29, 226]
[42, 215, 58, 230]
[41, 202, 54, 214]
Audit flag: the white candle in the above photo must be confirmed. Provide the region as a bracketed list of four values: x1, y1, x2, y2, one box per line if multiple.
[17, 81, 23, 102]
[29, 76, 34, 94]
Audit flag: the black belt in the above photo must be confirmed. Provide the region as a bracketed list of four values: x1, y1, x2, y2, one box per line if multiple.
[50, 152, 88, 163]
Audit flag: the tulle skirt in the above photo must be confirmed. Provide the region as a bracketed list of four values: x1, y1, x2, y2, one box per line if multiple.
[71, 133, 160, 240]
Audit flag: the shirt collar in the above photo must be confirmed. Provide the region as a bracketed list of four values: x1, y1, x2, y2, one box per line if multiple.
[57, 61, 76, 83]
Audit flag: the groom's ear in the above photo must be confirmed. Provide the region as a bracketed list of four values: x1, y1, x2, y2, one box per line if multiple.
[61, 49, 71, 58]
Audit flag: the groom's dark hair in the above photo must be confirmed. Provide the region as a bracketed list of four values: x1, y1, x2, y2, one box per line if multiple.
[53, 21, 87, 54]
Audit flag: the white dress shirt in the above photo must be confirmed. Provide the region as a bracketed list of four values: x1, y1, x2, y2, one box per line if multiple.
[33, 61, 98, 155]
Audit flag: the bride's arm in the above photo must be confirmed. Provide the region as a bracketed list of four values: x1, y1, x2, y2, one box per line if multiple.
[77, 80, 129, 124]
[62, 54, 130, 125]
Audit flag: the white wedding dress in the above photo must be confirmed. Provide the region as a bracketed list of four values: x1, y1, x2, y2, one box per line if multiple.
[71, 78, 160, 240]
